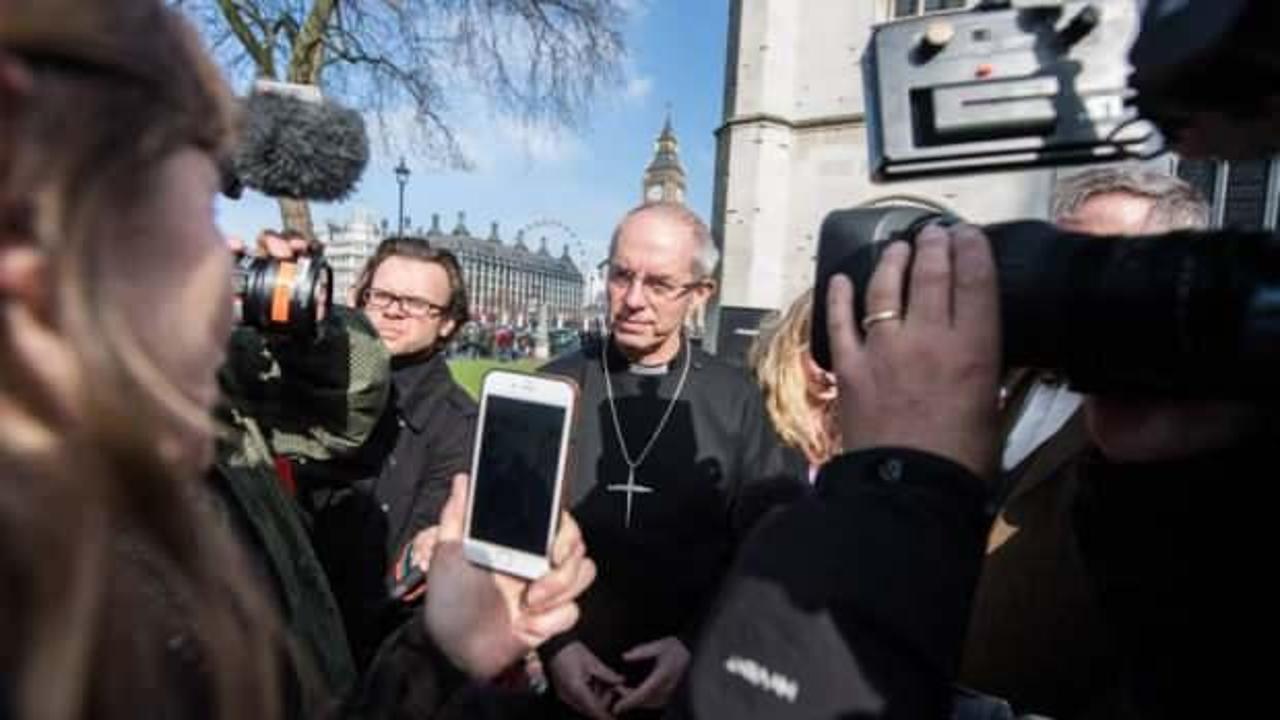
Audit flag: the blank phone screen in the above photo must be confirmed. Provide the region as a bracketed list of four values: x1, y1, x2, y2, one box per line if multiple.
[471, 395, 566, 555]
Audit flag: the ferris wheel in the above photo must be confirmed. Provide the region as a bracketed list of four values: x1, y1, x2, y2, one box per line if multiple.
[517, 218, 594, 272]
[517, 218, 606, 330]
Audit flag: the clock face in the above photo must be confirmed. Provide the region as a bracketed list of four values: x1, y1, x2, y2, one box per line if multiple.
[646, 184, 663, 202]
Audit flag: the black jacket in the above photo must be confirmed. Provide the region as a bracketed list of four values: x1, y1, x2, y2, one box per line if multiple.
[673, 448, 993, 719]
[301, 350, 477, 670]
[676, 435, 1217, 720]
[539, 339, 807, 679]
[1070, 449, 1195, 720]
[376, 352, 478, 558]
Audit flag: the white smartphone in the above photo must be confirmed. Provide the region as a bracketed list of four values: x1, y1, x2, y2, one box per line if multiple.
[463, 369, 577, 580]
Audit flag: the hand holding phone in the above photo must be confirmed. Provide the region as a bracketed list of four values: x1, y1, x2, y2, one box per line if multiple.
[463, 370, 577, 580]
[423, 475, 597, 679]
[388, 525, 439, 603]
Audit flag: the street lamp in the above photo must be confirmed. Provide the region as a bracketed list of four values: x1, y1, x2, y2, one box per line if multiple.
[394, 157, 411, 236]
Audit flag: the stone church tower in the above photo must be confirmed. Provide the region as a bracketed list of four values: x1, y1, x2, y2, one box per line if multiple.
[642, 114, 687, 205]
[708, 0, 1068, 361]
[640, 114, 712, 339]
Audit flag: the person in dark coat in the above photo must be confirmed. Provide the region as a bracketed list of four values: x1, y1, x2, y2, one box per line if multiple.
[300, 237, 477, 669]
[961, 167, 1213, 719]
[354, 237, 478, 558]
[672, 224, 1003, 719]
[677, 217, 1271, 719]
[538, 202, 805, 719]
[0, 7, 598, 720]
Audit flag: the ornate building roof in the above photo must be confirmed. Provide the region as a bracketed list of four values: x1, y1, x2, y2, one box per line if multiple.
[422, 212, 583, 279]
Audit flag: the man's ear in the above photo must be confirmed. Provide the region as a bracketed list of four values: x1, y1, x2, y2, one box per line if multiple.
[439, 317, 458, 344]
[690, 278, 717, 311]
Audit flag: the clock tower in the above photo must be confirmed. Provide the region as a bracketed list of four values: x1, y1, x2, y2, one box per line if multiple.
[642, 113, 686, 205]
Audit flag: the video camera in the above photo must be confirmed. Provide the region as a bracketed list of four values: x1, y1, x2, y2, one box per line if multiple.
[231, 252, 333, 340]
[813, 0, 1280, 397]
[223, 80, 369, 339]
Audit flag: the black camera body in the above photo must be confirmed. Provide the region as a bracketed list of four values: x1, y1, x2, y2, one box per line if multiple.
[812, 206, 1280, 398]
[864, 0, 1152, 180]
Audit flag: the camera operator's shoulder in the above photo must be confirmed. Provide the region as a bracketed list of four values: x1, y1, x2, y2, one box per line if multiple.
[330, 303, 379, 337]
[323, 304, 391, 387]
[325, 304, 384, 357]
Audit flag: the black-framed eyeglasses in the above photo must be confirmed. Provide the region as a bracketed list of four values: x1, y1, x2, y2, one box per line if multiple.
[363, 288, 449, 318]
[606, 265, 707, 303]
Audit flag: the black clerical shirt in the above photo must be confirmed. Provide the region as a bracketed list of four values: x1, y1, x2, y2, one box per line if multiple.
[539, 337, 806, 679]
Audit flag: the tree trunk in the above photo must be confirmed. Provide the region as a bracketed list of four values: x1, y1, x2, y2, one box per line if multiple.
[272, 0, 338, 240]
[279, 197, 314, 237]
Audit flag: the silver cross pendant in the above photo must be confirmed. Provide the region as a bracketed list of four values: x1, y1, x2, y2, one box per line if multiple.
[606, 467, 655, 529]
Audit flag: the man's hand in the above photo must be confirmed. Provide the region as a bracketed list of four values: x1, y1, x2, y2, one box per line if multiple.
[547, 641, 625, 720]
[390, 525, 440, 603]
[423, 475, 597, 679]
[827, 223, 1002, 478]
[226, 230, 313, 260]
[612, 636, 691, 714]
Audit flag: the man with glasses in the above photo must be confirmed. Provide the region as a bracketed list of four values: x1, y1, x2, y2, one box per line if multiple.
[538, 202, 803, 719]
[354, 238, 477, 557]
[304, 236, 477, 668]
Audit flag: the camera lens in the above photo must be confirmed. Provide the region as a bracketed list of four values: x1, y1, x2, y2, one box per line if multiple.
[231, 255, 333, 338]
[814, 206, 1280, 398]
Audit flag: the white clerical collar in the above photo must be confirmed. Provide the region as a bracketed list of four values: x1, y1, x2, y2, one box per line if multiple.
[606, 333, 687, 376]
[628, 362, 670, 376]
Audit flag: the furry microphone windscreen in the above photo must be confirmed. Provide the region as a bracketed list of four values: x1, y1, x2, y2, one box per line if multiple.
[233, 91, 370, 202]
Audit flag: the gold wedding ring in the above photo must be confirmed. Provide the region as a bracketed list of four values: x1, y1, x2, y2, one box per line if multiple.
[861, 309, 902, 332]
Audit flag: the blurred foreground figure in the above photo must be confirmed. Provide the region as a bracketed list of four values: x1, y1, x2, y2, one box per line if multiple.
[0, 3, 595, 719]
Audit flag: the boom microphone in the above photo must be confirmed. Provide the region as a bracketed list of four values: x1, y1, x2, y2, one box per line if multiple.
[228, 80, 370, 202]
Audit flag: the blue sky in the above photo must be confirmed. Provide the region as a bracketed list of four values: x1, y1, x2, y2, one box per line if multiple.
[214, 0, 730, 272]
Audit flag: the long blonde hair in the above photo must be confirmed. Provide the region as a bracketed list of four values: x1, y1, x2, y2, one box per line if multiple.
[748, 289, 840, 467]
[0, 2, 280, 719]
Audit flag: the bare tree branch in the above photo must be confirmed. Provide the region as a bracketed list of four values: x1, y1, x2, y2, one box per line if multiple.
[176, 0, 628, 227]
[213, 0, 273, 75]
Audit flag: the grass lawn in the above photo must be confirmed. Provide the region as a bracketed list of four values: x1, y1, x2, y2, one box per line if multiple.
[447, 357, 543, 399]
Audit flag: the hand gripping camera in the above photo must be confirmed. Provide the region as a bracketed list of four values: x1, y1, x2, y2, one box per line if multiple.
[814, 0, 1280, 398]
